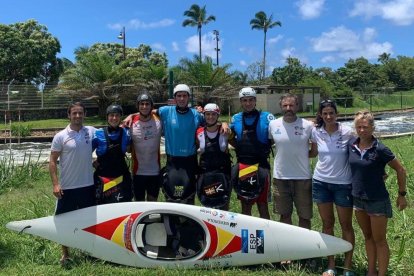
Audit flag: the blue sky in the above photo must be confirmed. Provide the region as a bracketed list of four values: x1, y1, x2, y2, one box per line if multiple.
[2, 0, 414, 73]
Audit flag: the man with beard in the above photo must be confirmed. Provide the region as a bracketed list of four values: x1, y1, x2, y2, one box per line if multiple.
[49, 102, 96, 265]
[229, 87, 274, 219]
[130, 93, 163, 201]
[268, 93, 317, 230]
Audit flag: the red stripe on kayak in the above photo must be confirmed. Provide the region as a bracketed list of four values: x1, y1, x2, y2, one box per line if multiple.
[202, 221, 218, 259]
[217, 235, 242, 256]
[83, 215, 130, 240]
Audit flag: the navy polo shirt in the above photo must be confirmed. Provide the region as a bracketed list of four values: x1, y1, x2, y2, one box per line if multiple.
[348, 137, 395, 200]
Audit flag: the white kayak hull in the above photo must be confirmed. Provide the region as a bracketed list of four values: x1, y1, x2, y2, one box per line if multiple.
[7, 202, 352, 268]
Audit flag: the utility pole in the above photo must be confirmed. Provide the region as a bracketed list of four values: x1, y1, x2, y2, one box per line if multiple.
[213, 30, 220, 67]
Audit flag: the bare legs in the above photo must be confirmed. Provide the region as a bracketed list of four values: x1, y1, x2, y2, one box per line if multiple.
[241, 201, 270, 219]
[317, 203, 355, 271]
[355, 210, 389, 276]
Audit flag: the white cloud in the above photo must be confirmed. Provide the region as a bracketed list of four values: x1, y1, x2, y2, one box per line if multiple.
[296, 0, 325, 19]
[321, 55, 336, 63]
[350, 0, 414, 26]
[184, 33, 220, 58]
[311, 26, 393, 61]
[172, 41, 179, 51]
[152, 43, 166, 51]
[268, 35, 283, 45]
[108, 18, 175, 30]
[240, 60, 247, 66]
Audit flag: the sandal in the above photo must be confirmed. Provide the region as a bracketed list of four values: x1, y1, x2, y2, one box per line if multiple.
[322, 268, 337, 276]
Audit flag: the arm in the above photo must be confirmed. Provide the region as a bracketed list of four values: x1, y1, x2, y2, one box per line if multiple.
[219, 122, 231, 135]
[387, 158, 407, 211]
[49, 151, 63, 199]
[308, 141, 318, 158]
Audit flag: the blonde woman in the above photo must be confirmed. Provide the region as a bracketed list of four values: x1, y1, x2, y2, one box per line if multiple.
[349, 110, 407, 276]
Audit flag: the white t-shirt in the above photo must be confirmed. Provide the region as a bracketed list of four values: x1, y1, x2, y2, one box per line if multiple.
[269, 117, 313, 179]
[311, 123, 353, 184]
[131, 115, 162, 175]
[51, 125, 96, 190]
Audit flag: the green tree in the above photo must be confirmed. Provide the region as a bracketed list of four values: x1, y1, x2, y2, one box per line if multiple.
[250, 11, 281, 80]
[60, 50, 132, 117]
[0, 20, 61, 84]
[271, 57, 309, 85]
[182, 4, 216, 61]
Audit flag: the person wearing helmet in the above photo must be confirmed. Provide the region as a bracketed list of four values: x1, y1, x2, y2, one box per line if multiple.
[229, 87, 274, 219]
[195, 103, 232, 210]
[92, 104, 132, 204]
[130, 92, 163, 202]
[123, 84, 229, 204]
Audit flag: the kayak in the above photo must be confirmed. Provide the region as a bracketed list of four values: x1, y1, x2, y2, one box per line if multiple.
[6, 202, 352, 268]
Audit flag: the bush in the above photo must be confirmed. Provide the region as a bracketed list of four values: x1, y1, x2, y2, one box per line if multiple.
[11, 124, 32, 137]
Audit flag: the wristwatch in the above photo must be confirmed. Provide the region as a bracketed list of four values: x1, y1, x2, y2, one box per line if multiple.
[398, 191, 407, 196]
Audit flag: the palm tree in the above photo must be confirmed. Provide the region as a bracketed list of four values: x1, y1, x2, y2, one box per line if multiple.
[250, 11, 281, 80]
[182, 4, 216, 61]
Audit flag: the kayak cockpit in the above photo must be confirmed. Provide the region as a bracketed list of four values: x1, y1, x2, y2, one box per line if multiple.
[135, 213, 206, 260]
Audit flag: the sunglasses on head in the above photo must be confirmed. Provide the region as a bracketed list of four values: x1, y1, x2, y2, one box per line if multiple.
[320, 99, 334, 104]
[355, 111, 371, 115]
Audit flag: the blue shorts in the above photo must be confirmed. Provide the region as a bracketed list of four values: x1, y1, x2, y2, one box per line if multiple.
[353, 196, 393, 218]
[55, 185, 96, 215]
[312, 179, 353, 208]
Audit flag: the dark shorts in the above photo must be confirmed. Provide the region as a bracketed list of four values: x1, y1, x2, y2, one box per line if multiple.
[312, 179, 353, 208]
[273, 179, 313, 219]
[55, 185, 95, 215]
[353, 196, 393, 218]
[133, 174, 161, 201]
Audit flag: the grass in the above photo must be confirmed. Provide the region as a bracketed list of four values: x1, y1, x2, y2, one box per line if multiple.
[0, 136, 413, 275]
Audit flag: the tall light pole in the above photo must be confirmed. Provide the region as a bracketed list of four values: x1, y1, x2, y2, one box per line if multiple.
[213, 30, 220, 67]
[117, 26, 126, 60]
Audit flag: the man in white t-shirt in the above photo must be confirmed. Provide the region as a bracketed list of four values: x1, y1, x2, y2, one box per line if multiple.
[49, 102, 96, 265]
[268, 93, 317, 230]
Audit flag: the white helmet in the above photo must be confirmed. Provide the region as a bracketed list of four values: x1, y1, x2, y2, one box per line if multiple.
[173, 84, 191, 96]
[239, 87, 256, 99]
[203, 103, 220, 115]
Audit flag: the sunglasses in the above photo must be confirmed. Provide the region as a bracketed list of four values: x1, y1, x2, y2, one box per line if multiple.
[320, 99, 335, 104]
[355, 111, 371, 115]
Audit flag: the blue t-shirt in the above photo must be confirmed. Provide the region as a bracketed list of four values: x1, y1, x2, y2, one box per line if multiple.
[92, 127, 131, 156]
[230, 111, 274, 144]
[348, 137, 395, 200]
[158, 106, 204, 157]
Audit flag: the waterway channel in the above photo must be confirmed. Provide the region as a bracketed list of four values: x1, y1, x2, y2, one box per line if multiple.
[1, 112, 413, 164]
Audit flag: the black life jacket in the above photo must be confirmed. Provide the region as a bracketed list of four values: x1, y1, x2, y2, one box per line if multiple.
[235, 110, 270, 168]
[96, 127, 129, 177]
[199, 127, 231, 174]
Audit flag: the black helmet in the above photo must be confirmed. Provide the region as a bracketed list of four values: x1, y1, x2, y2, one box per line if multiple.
[106, 104, 123, 116]
[136, 93, 154, 106]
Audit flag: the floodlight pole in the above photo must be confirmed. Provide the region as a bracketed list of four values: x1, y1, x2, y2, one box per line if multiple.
[213, 30, 220, 67]
[118, 26, 126, 60]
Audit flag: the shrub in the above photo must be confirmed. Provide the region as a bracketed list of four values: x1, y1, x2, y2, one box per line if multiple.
[10, 124, 32, 137]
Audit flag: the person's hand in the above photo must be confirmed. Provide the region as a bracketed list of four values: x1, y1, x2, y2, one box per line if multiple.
[122, 114, 134, 128]
[397, 195, 408, 211]
[219, 122, 231, 135]
[53, 184, 64, 199]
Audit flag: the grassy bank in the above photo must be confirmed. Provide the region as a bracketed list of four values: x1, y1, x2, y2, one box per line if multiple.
[0, 136, 413, 275]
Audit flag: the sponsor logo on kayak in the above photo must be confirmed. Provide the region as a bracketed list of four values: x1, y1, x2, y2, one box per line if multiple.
[241, 229, 264, 254]
[207, 218, 229, 226]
